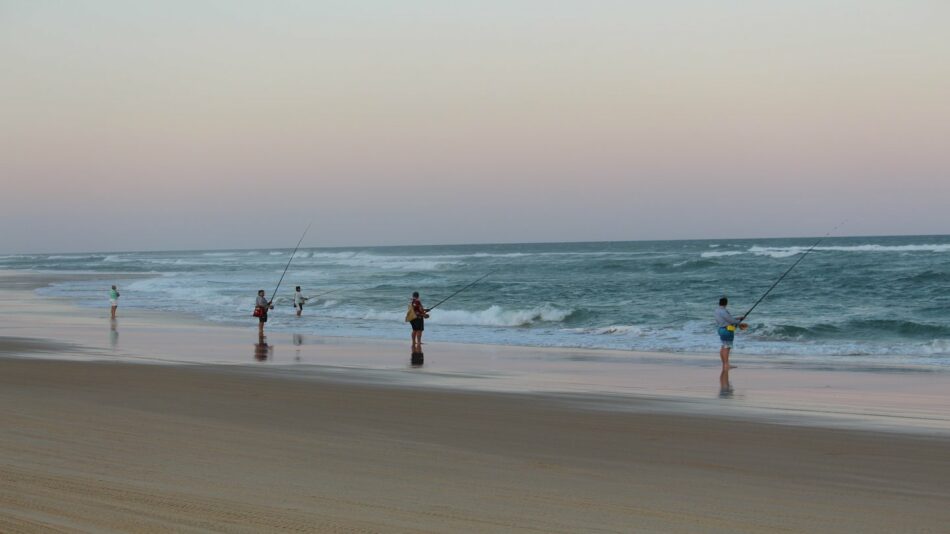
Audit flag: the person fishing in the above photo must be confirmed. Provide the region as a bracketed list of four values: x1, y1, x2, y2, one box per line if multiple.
[715, 296, 747, 369]
[109, 285, 120, 319]
[404, 273, 491, 351]
[293, 286, 306, 317]
[719, 225, 842, 370]
[406, 291, 429, 349]
[255, 289, 274, 338]
[255, 222, 310, 335]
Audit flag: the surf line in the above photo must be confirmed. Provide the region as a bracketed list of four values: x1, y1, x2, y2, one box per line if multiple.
[268, 222, 312, 305]
[740, 222, 846, 322]
[427, 272, 493, 312]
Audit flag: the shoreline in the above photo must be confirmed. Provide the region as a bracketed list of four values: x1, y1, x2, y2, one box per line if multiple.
[11, 268, 949, 373]
[3, 269, 950, 435]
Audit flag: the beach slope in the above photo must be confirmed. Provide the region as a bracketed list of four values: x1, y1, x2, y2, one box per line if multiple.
[1, 357, 948, 533]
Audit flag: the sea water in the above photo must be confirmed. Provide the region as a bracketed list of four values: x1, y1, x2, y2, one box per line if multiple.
[4, 235, 949, 368]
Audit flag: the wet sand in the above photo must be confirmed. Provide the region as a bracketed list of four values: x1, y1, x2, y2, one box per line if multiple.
[2, 271, 950, 531]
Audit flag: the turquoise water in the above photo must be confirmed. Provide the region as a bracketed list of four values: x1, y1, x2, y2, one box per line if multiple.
[4, 235, 949, 367]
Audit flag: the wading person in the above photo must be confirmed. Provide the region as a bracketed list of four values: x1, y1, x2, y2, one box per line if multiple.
[255, 289, 274, 338]
[406, 291, 429, 350]
[715, 296, 747, 369]
[109, 285, 120, 319]
[293, 286, 306, 317]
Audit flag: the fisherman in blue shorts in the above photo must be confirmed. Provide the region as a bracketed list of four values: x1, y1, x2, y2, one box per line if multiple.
[715, 296, 747, 369]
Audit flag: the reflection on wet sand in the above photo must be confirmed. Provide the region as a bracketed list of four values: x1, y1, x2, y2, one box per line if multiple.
[411, 349, 424, 368]
[254, 339, 272, 362]
[293, 333, 304, 362]
[109, 319, 119, 350]
[719, 368, 734, 398]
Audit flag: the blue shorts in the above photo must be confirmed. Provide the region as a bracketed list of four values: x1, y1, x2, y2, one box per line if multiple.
[718, 327, 734, 348]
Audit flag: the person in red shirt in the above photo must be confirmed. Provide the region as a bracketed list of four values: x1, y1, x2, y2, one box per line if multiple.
[408, 291, 429, 350]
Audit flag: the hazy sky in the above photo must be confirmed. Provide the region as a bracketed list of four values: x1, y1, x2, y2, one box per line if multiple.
[2, 0, 948, 253]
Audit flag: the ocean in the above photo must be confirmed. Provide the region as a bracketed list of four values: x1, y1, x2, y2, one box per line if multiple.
[4, 235, 949, 368]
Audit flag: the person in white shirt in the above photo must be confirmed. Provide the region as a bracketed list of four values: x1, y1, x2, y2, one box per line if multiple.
[293, 286, 306, 317]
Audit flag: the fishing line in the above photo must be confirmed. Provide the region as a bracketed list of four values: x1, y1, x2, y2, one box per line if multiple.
[304, 288, 344, 301]
[269, 222, 312, 303]
[740, 222, 845, 321]
[427, 272, 493, 311]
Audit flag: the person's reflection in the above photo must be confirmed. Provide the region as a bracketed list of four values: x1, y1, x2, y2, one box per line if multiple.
[293, 333, 304, 362]
[719, 367, 734, 398]
[254, 338, 272, 362]
[410, 348, 424, 368]
[109, 319, 119, 350]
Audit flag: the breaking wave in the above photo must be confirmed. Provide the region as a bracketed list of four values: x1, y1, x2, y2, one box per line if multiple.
[339, 304, 576, 328]
[750, 243, 950, 259]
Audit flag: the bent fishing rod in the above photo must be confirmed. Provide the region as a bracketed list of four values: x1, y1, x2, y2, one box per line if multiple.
[427, 272, 493, 311]
[740, 222, 845, 321]
[269, 222, 312, 304]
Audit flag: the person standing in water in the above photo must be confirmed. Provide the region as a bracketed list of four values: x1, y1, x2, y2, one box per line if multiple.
[406, 291, 429, 350]
[255, 289, 274, 338]
[293, 286, 306, 317]
[715, 296, 747, 369]
[109, 285, 120, 319]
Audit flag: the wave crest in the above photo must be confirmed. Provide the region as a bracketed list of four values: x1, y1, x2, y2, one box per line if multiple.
[700, 251, 744, 258]
[433, 304, 575, 327]
[750, 243, 950, 259]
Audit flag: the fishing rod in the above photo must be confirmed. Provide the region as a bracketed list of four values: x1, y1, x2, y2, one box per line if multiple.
[269, 222, 312, 304]
[427, 272, 493, 312]
[740, 222, 844, 321]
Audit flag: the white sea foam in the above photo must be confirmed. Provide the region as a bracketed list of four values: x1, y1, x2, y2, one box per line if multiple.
[292, 251, 457, 270]
[750, 243, 950, 258]
[432, 304, 573, 327]
[700, 250, 744, 258]
[566, 325, 645, 336]
[920, 339, 950, 356]
[332, 304, 574, 327]
[103, 255, 133, 263]
[319, 255, 460, 271]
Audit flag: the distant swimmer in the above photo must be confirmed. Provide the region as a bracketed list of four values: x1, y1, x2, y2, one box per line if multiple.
[109, 285, 120, 319]
[406, 291, 429, 350]
[255, 289, 274, 338]
[294, 286, 306, 317]
[715, 296, 747, 369]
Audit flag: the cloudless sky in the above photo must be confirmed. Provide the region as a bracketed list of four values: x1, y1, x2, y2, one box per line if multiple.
[2, 0, 948, 253]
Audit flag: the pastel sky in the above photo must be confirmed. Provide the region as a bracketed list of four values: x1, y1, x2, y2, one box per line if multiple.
[2, 0, 948, 253]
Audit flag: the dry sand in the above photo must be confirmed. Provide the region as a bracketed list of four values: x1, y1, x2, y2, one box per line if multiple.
[1, 357, 948, 533]
[1, 271, 949, 532]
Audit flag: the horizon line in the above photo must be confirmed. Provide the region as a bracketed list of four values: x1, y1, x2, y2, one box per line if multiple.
[5, 231, 949, 257]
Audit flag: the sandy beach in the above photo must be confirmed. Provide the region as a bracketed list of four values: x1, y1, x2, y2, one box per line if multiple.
[2, 272, 950, 532]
